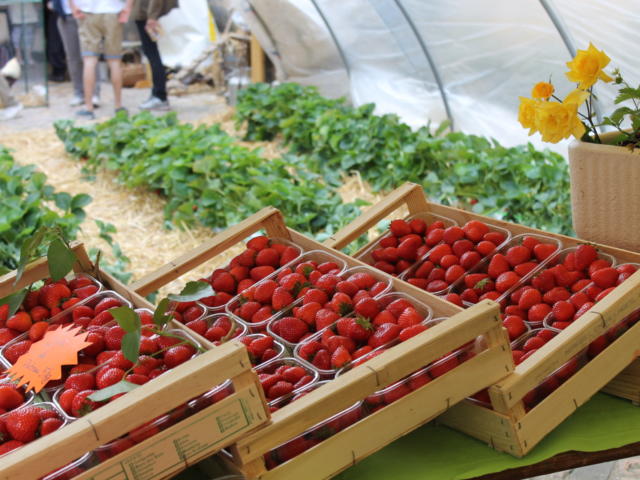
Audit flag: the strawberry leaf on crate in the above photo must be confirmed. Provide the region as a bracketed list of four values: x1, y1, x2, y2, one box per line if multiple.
[110, 306, 141, 332]
[0, 289, 28, 317]
[167, 281, 214, 303]
[121, 330, 141, 363]
[154, 298, 172, 328]
[47, 238, 76, 281]
[88, 380, 139, 402]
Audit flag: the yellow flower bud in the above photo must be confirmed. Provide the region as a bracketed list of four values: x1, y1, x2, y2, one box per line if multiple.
[531, 82, 554, 100]
[518, 97, 539, 135]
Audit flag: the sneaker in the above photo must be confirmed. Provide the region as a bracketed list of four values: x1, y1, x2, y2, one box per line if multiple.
[1, 103, 23, 120]
[139, 96, 170, 111]
[70, 96, 84, 107]
[92, 95, 100, 108]
[76, 109, 95, 120]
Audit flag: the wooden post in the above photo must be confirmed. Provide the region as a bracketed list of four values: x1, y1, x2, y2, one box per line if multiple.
[250, 34, 266, 83]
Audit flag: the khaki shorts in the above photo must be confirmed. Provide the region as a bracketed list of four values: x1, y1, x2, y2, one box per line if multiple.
[78, 13, 123, 59]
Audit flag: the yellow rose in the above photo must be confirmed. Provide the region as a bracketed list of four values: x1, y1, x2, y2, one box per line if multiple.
[531, 82, 554, 99]
[535, 100, 585, 143]
[566, 43, 613, 89]
[518, 97, 539, 134]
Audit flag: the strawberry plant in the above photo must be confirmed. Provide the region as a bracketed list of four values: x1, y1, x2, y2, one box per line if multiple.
[236, 83, 574, 235]
[54, 112, 364, 239]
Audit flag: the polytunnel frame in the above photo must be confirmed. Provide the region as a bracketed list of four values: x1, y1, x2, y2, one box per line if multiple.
[277, 0, 605, 131]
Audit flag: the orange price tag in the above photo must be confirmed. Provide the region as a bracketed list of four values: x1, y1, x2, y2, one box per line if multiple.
[6, 325, 92, 393]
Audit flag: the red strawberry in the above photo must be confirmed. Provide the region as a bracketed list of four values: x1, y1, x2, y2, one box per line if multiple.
[430, 355, 460, 378]
[0, 385, 24, 411]
[94, 297, 123, 315]
[64, 372, 96, 391]
[5, 406, 41, 442]
[27, 321, 49, 342]
[397, 307, 422, 328]
[390, 219, 412, 237]
[312, 349, 331, 370]
[40, 417, 64, 436]
[40, 283, 72, 310]
[528, 303, 551, 324]
[4, 340, 32, 364]
[533, 243, 557, 262]
[353, 298, 379, 319]
[248, 336, 274, 359]
[503, 316, 526, 341]
[6, 312, 31, 333]
[272, 288, 294, 310]
[552, 301, 575, 322]
[254, 280, 278, 304]
[518, 288, 542, 310]
[276, 317, 308, 343]
[247, 236, 270, 251]
[163, 345, 194, 368]
[385, 298, 413, 318]
[0, 440, 23, 455]
[71, 390, 101, 417]
[95, 367, 125, 389]
[590, 267, 618, 289]
[105, 326, 126, 350]
[331, 346, 352, 368]
[251, 266, 275, 282]
[574, 244, 598, 271]
[348, 317, 374, 342]
[267, 381, 294, 400]
[399, 324, 427, 341]
[368, 323, 401, 348]
[256, 248, 280, 268]
[74, 284, 99, 299]
[487, 254, 510, 279]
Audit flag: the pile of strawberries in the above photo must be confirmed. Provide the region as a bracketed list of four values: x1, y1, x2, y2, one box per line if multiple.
[447, 235, 559, 306]
[265, 398, 363, 468]
[0, 275, 100, 347]
[167, 302, 205, 328]
[500, 245, 622, 329]
[268, 269, 389, 345]
[295, 295, 429, 372]
[366, 217, 448, 276]
[196, 236, 301, 310]
[256, 359, 315, 403]
[0, 382, 28, 416]
[239, 334, 283, 366]
[0, 404, 65, 456]
[175, 313, 245, 345]
[402, 220, 508, 294]
[229, 256, 343, 329]
[56, 325, 197, 418]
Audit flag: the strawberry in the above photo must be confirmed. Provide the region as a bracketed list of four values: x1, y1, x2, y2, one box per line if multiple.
[460, 251, 483, 270]
[248, 335, 275, 359]
[430, 355, 459, 378]
[267, 381, 294, 400]
[0, 440, 23, 455]
[399, 324, 427, 341]
[74, 284, 99, 299]
[487, 254, 510, 279]
[254, 280, 278, 304]
[383, 383, 412, 405]
[312, 349, 331, 370]
[390, 219, 412, 237]
[40, 417, 64, 436]
[331, 346, 352, 368]
[353, 298, 379, 319]
[0, 385, 24, 411]
[368, 323, 401, 348]
[276, 317, 308, 343]
[65, 372, 96, 391]
[452, 239, 474, 257]
[95, 368, 125, 389]
[551, 301, 575, 322]
[528, 303, 551, 324]
[5, 406, 41, 442]
[462, 220, 489, 242]
[590, 267, 618, 289]
[256, 248, 280, 268]
[105, 325, 126, 350]
[444, 293, 463, 307]
[296, 302, 322, 326]
[503, 315, 526, 341]
[6, 312, 31, 333]
[315, 309, 339, 331]
[523, 336, 545, 351]
[303, 289, 328, 305]
[247, 236, 270, 251]
[163, 345, 194, 368]
[397, 307, 422, 328]
[40, 283, 72, 310]
[531, 270, 555, 291]
[94, 297, 123, 315]
[348, 317, 374, 342]
[495, 271, 520, 293]
[272, 287, 294, 311]
[27, 321, 49, 342]
[533, 243, 557, 262]
[4, 340, 32, 364]
[518, 288, 542, 310]
[408, 372, 431, 390]
[574, 244, 598, 271]
[385, 298, 413, 318]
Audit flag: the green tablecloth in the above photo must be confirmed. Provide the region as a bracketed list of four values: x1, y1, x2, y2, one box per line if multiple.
[335, 393, 640, 480]
[183, 393, 640, 479]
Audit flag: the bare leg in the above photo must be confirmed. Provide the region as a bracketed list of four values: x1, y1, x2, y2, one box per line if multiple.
[82, 55, 98, 111]
[106, 58, 123, 109]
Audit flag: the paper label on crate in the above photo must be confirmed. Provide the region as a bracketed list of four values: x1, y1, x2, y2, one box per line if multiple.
[82, 397, 257, 480]
[5, 325, 91, 393]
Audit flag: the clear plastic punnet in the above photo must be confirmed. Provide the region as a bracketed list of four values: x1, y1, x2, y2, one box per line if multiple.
[254, 356, 319, 406]
[226, 250, 347, 332]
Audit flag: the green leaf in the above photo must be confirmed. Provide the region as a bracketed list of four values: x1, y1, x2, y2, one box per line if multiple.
[0, 289, 27, 317]
[53, 192, 72, 210]
[167, 281, 214, 302]
[88, 380, 139, 402]
[70, 193, 92, 210]
[47, 238, 77, 281]
[121, 330, 141, 363]
[153, 298, 171, 327]
[110, 306, 141, 332]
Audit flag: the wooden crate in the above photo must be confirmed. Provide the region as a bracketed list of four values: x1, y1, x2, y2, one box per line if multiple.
[0, 243, 269, 480]
[131, 207, 514, 479]
[328, 182, 640, 457]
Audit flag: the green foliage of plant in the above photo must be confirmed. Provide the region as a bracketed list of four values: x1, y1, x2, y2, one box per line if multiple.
[0, 146, 89, 273]
[54, 112, 363, 238]
[236, 83, 574, 234]
[89, 219, 132, 285]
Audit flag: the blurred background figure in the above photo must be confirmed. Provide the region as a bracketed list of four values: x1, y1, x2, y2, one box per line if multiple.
[51, 0, 100, 106]
[133, 0, 177, 111]
[8, 3, 38, 65]
[0, 57, 23, 119]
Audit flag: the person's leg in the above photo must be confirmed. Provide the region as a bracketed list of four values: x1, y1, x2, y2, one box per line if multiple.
[104, 14, 124, 111]
[106, 58, 123, 109]
[82, 55, 98, 111]
[57, 16, 84, 100]
[135, 20, 166, 101]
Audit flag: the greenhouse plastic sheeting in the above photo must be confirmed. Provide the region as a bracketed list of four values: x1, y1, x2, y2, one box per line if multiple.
[237, 0, 640, 152]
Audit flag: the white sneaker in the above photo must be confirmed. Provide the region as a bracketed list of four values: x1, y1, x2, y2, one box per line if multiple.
[1, 103, 23, 120]
[139, 96, 170, 111]
[70, 95, 84, 106]
[92, 95, 101, 108]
